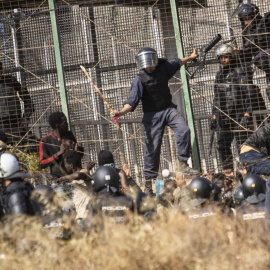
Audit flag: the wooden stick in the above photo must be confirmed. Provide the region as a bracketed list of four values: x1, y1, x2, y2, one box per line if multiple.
[80, 65, 120, 129]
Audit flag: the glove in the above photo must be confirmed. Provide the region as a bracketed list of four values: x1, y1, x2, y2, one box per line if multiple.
[210, 118, 218, 131]
[240, 116, 250, 128]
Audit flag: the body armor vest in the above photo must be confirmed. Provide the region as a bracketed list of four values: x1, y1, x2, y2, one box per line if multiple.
[86, 191, 134, 223]
[188, 206, 217, 219]
[0, 181, 35, 216]
[237, 201, 265, 221]
[215, 67, 245, 122]
[138, 59, 172, 112]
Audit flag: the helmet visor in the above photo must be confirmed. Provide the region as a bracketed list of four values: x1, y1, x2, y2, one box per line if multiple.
[136, 51, 158, 70]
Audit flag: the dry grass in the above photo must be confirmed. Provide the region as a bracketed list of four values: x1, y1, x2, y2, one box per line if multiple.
[0, 209, 269, 270]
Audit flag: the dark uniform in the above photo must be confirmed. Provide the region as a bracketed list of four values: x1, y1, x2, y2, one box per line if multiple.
[212, 64, 265, 170]
[125, 58, 192, 179]
[235, 173, 266, 229]
[0, 180, 35, 217]
[236, 201, 265, 222]
[236, 4, 270, 101]
[84, 189, 134, 226]
[32, 185, 74, 240]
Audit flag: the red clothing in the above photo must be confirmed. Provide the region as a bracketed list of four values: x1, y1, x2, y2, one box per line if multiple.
[39, 131, 77, 178]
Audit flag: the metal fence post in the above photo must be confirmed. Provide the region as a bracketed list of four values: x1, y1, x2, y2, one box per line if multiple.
[169, 0, 201, 171]
[48, 0, 70, 124]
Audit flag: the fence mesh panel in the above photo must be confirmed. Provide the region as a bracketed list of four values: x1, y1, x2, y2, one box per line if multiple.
[0, 0, 270, 182]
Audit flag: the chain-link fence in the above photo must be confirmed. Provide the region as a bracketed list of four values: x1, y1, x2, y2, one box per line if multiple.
[1, 0, 270, 182]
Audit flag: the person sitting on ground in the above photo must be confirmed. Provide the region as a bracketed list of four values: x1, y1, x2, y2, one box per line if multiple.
[57, 150, 95, 223]
[39, 111, 84, 179]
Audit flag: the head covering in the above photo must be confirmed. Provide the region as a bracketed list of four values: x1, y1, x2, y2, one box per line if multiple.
[98, 150, 114, 166]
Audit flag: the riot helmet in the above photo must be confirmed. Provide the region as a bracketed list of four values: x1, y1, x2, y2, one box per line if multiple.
[136, 47, 158, 70]
[232, 184, 245, 206]
[0, 152, 32, 180]
[236, 3, 259, 19]
[242, 173, 265, 204]
[188, 177, 214, 206]
[92, 166, 120, 192]
[215, 44, 235, 59]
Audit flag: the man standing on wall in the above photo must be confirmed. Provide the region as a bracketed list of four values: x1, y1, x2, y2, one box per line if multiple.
[112, 47, 200, 195]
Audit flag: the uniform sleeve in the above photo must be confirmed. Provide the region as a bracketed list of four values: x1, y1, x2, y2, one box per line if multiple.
[166, 58, 182, 79]
[39, 137, 59, 169]
[123, 76, 144, 112]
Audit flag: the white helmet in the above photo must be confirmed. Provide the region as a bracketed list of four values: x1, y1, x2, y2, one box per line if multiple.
[215, 44, 235, 58]
[0, 152, 32, 180]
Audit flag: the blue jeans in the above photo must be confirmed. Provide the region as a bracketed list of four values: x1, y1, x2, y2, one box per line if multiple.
[240, 150, 270, 175]
[143, 105, 191, 179]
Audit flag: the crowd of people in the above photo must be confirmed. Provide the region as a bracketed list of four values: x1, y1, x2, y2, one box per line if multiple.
[0, 2, 270, 239]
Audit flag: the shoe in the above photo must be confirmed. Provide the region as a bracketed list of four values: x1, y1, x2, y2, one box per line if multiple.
[144, 179, 154, 196]
[178, 160, 200, 175]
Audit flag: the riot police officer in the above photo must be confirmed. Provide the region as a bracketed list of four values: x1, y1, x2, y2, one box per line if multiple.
[84, 166, 155, 227]
[236, 173, 266, 222]
[0, 152, 35, 217]
[180, 177, 229, 219]
[211, 43, 266, 171]
[235, 3, 270, 101]
[32, 184, 74, 240]
[112, 47, 200, 195]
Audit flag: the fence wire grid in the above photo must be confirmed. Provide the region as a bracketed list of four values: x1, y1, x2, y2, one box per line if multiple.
[0, 0, 270, 182]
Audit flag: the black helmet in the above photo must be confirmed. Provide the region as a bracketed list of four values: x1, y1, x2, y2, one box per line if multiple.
[92, 166, 120, 192]
[136, 47, 158, 70]
[232, 184, 245, 206]
[236, 3, 259, 19]
[188, 177, 214, 206]
[242, 173, 265, 204]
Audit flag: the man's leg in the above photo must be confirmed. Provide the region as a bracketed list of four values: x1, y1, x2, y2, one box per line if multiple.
[240, 150, 270, 175]
[166, 107, 199, 174]
[217, 128, 234, 171]
[143, 111, 165, 194]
